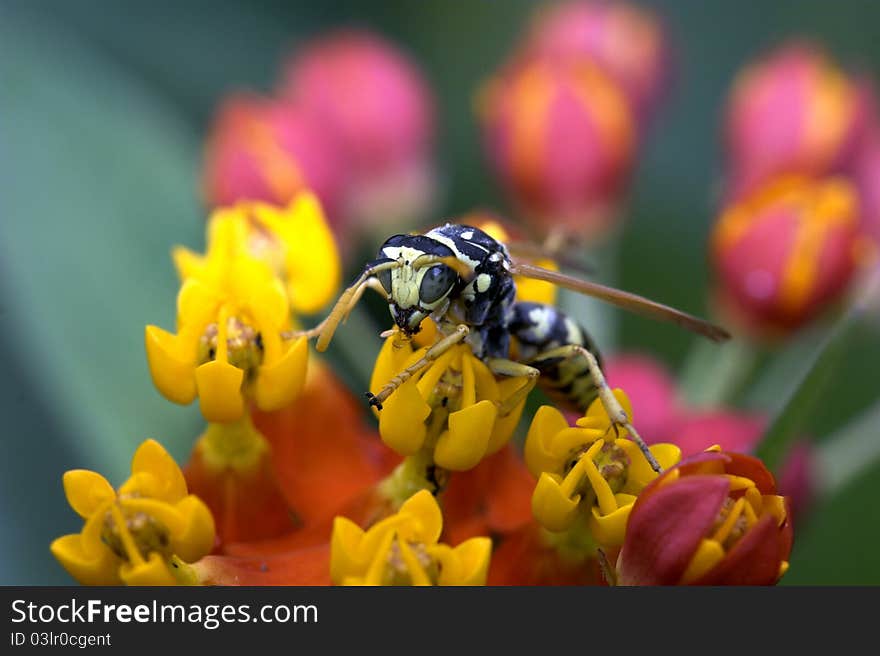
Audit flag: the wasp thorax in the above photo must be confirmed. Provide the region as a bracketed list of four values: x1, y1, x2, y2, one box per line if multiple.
[101, 498, 172, 562]
[383, 539, 440, 586]
[198, 316, 264, 379]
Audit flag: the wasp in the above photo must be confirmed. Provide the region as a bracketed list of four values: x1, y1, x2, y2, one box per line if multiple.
[307, 223, 729, 471]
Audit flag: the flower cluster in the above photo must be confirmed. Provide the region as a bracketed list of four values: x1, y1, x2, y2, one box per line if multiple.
[51, 3, 813, 589]
[480, 0, 669, 240]
[711, 41, 879, 339]
[203, 29, 435, 247]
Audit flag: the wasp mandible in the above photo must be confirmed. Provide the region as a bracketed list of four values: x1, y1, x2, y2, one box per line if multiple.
[303, 223, 729, 472]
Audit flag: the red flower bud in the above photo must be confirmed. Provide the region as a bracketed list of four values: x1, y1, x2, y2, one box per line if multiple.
[202, 94, 347, 225]
[724, 42, 866, 198]
[618, 451, 793, 585]
[480, 55, 636, 239]
[711, 175, 861, 336]
[524, 0, 670, 121]
[281, 29, 436, 228]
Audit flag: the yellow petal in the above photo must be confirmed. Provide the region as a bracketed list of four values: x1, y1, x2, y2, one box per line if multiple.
[247, 277, 290, 335]
[281, 193, 341, 315]
[62, 470, 115, 518]
[330, 516, 368, 585]
[531, 472, 580, 532]
[398, 490, 443, 544]
[195, 360, 245, 423]
[176, 278, 221, 331]
[589, 494, 637, 548]
[379, 378, 430, 456]
[51, 534, 121, 586]
[524, 405, 570, 477]
[680, 539, 726, 584]
[434, 400, 497, 471]
[169, 495, 216, 563]
[486, 376, 529, 455]
[514, 258, 558, 305]
[125, 439, 188, 502]
[620, 441, 682, 494]
[172, 246, 207, 282]
[144, 325, 197, 405]
[119, 552, 178, 586]
[254, 336, 308, 411]
[440, 537, 492, 586]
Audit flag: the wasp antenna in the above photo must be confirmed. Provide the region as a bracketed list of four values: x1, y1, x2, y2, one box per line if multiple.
[510, 261, 731, 342]
[316, 261, 401, 352]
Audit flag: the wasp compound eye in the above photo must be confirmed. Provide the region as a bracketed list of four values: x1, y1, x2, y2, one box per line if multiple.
[419, 265, 456, 305]
[377, 268, 393, 295]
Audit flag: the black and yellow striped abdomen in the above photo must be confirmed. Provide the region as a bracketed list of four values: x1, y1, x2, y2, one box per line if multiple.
[508, 302, 603, 413]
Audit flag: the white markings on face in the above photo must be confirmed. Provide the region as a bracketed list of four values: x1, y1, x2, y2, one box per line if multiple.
[476, 273, 492, 293]
[380, 245, 430, 308]
[461, 230, 474, 240]
[527, 306, 555, 340]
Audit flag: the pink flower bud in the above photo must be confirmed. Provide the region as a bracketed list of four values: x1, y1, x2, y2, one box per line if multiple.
[605, 354, 681, 443]
[524, 0, 670, 120]
[673, 411, 767, 458]
[711, 175, 861, 336]
[480, 55, 636, 238]
[281, 29, 436, 228]
[202, 94, 347, 225]
[618, 451, 793, 585]
[724, 42, 866, 198]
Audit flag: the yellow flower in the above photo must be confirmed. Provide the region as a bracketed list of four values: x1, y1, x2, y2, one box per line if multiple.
[330, 490, 491, 585]
[50, 439, 215, 586]
[145, 196, 339, 422]
[524, 390, 681, 547]
[371, 336, 531, 471]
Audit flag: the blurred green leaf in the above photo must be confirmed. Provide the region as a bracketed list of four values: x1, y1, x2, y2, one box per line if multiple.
[756, 271, 880, 471]
[0, 7, 204, 480]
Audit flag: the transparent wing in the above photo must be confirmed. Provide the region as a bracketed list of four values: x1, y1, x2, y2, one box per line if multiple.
[505, 240, 595, 276]
[510, 261, 731, 342]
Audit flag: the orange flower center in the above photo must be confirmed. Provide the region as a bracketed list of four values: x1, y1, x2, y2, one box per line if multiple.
[101, 498, 171, 564]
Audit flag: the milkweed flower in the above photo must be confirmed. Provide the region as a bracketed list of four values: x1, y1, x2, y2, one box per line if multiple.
[480, 55, 635, 239]
[724, 42, 866, 198]
[330, 490, 491, 586]
[852, 118, 880, 245]
[524, 390, 681, 547]
[51, 440, 215, 586]
[146, 195, 339, 422]
[617, 450, 792, 585]
[711, 175, 862, 337]
[281, 29, 436, 230]
[524, 0, 670, 121]
[371, 335, 532, 472]
[203, 94, 347, 227]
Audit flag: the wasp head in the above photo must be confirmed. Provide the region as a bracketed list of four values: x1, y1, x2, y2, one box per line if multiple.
[372, 234, 462, 336]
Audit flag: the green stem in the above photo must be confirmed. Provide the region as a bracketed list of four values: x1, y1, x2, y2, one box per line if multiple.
[817, 401, 880, 497]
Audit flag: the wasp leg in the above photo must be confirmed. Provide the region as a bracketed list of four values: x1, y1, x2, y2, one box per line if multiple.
[367, 324, 470, 410]
[485, 358, 540, 416]
[528, 344, 662, 473]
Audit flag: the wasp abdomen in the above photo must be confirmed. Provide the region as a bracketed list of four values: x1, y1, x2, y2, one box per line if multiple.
[509, 302, 603, 413]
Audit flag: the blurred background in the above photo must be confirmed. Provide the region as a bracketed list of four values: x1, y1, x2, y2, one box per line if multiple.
[2, 0, 879, 584]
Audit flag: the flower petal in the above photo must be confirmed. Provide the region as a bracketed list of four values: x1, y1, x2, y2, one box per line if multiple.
[524, 404, 570, 477]
[589, 493, 636, 548]
[330, 516, 368, 585]
[195, 359, 245, 423]
[399, 489, 443, 544]
[618, 475, 730, 585]
[62, 470, 115, 518]
[144, 325, 197, 405]
[51, 534, 121, 586]
[124, 439, 188, 502]
[169, 495, 217, 563]
[119, 552, 177, 586]
[440, 537, 492, 585]
[531, 472, 579, 532]
[434, 400, 497, 471]
[254, 336, 308, 412]
[379, 378, 430, 456]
